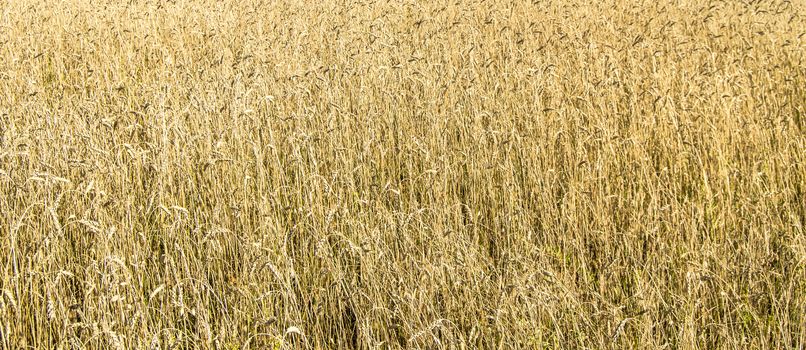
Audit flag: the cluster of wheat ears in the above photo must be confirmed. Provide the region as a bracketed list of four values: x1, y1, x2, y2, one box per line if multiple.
[0, 0, 804, 348]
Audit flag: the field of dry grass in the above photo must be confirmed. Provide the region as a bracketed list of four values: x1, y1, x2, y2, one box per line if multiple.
[0, 0, 804, 348]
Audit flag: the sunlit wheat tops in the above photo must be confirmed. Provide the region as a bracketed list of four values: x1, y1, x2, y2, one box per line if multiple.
[0, 0, 804, 349]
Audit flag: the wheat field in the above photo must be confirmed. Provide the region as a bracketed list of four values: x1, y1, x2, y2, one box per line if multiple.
[0, 0, 804, 348]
